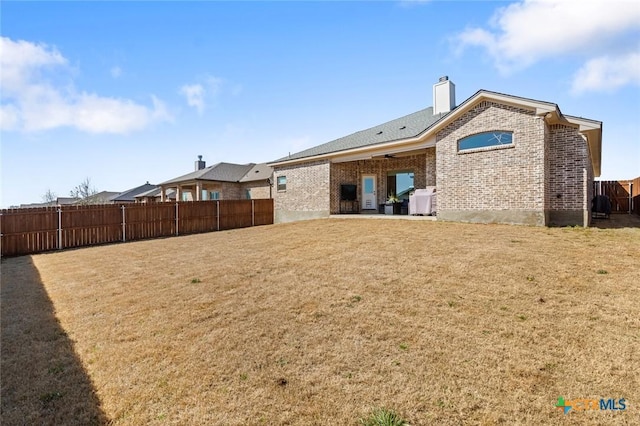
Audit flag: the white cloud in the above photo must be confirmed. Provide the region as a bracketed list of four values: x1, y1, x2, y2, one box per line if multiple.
[179, 75, 231, 115]
[179, 84, 205, 115]
[0, 104, 20, 131]
[571, 52, 640, 94]
[455, 0, 640, 77]
[0, 36, 172, 134]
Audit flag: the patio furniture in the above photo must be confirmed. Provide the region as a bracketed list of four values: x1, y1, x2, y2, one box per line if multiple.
[409, 187, 437, 215]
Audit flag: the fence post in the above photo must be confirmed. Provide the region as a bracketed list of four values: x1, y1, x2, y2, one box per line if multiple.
[121, 205, 126, 242]
[57, 208, 62, 250]
[251, 199, 255, 227]
[217, 200, 220, 231]
[175, 202, 179, 236]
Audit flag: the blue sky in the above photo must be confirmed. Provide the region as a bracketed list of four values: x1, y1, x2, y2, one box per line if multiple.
[2, 0, 639, 207]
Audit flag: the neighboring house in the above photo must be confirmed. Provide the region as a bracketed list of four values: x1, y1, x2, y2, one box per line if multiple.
[75, 191, 120, 205]
[158, 156, 274, 202]
[110, 182, 158, 203]
[134, 187, 177, 203]
[17, 197, 79, 209]
[268, 77, 602, 227]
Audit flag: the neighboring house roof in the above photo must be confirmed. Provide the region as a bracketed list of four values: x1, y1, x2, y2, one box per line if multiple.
[134, 187, 177, 199]
[240, 163, 274, 183]
[268, 89, 602, 176]
[76, 191, 120, 205]
[161, 162, 273, 185]
[18, 202, 57, 209]
[56, 197, 80, 205]
[161, 162, 254, 185]
[110, 182, 157, 202]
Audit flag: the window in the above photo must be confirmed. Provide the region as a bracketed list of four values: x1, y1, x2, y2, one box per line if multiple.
[209, 191, 220, 200]
[245, 189, 251, 199]
[458, 131, 513, 152]
[277, 176, 287, 191]
[387, 171, 414, 200]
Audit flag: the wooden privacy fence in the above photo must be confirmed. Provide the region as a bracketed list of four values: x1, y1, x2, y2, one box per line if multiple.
[594, 177, 640, 215]
[0, 199, 274, 257]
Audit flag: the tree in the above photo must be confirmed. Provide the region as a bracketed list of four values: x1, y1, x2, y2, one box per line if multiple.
[42, 189, 57, 204]
[69, 177, 98, 204]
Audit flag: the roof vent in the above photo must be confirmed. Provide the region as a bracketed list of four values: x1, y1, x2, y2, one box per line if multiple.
[433, 76, 456, 114]
[400, 126, 406, 130]
[376, 131, 383, 135]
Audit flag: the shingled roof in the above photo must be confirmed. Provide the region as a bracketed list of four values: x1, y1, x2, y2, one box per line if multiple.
[160, 162, 273, 186]
[272, 107, 447, 163]
[110, 182, 157, 202]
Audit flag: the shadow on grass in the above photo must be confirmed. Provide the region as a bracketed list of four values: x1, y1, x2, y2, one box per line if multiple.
[591, 213, 640, 229]
[1, 256, 108, 425]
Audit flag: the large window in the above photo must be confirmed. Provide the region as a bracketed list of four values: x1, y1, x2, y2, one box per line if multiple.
[277, 176, 287, 191]
[458, 131, 513, 152]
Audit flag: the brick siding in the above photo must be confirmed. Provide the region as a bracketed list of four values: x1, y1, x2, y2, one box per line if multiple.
[436, 101, 545, 214]
[241, 181, 272, 199]
[546, 124, 592, 210]
[273, 160, 330, 221]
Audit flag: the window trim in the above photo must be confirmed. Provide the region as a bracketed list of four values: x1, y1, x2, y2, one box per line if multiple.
[457, 131, 515, 154]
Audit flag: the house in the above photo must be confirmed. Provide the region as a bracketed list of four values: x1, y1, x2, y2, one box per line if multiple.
[109, 182, 158, 203]
[158, 156, 274, 202]
[17, 197, 79, 209]
[76, 191, 121, 205]
[268, 77, 602, 227]
[134, 187, 177, 203]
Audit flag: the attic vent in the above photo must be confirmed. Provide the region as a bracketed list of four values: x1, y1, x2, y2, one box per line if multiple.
[400, 126, 406, 130]
[376, 131, 383, 135]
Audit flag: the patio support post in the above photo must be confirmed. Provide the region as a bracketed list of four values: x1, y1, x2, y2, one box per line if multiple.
[196, 182, 202, 201]
[160, 185, 166, 202]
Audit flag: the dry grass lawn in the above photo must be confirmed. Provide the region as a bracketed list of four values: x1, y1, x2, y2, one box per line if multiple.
[2, 218, 639, 425]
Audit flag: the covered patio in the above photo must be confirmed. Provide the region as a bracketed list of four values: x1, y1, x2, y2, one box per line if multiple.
[329, 149, 436, 215]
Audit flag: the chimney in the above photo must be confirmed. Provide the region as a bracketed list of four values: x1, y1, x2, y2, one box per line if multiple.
[433, 76, 455, 115]
[195, 155, 206, 171]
